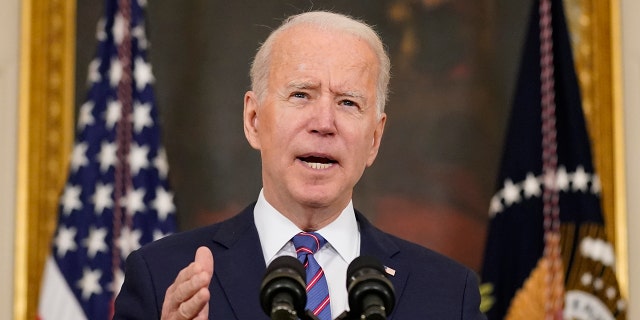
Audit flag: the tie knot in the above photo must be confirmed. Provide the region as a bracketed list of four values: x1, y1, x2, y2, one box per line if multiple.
[292, 232, 327, 255]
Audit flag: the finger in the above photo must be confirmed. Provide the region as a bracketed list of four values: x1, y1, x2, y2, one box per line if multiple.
[164, 263, 194, 301]
[172, 270, 211, 304]
[169, 246, 213, 303]
[162, 247, 214, 319]
[194, 246, 214, 277]
[194, 298, 209, 320]
[177, 287, 210, 319]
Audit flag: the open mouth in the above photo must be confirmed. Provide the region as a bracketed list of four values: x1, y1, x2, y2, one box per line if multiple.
[298, 155, 337, 170]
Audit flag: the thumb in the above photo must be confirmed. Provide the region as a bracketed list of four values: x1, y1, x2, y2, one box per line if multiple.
[195, 246, 214, 278]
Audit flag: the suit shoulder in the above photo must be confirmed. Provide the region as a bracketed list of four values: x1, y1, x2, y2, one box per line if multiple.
[383, 230, 474, 276]
[135, 204, 255, 259]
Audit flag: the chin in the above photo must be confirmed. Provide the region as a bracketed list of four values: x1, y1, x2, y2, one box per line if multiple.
[294, 188, 345, 210]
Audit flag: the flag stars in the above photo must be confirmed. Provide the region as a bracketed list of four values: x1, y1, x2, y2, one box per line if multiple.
[132, 25, 148, 49]
[523, 173, 541, 198]
[591, 174, 601, 194]
[83, 227, 108, 258]
[154, 148, 169, 179]
[112, 13, 125, 45]
[555, 166, 570, 191]
[92, 182, 114, 215]
[488, 195, 503, 218]
[572, 166, 589, 192]
[71, 142, 89, 172]
[123, 188, 146, 216]
[490, 168, 601, 216]
[133, 102, 154, 132]
[117, 226, 142, 259]
[129, 143, 150, 175]
[46, 4, 178, 315]
[87, 58, 101, 84]
[152, 187, 175, 221]
[61, 184, 83, 215]
[77, 267, 103, 300]
[95, 17, 107, 41]
[54, 226, 78, 257]
[502, 179, 521, 206]
[606, 287, 617, 300]
[105, 100, 122, 129]
[97, 141, 117, 173]
[109, 58, 123, 87]
[134, 57, 155, 90]
[78, 102, 95, 130]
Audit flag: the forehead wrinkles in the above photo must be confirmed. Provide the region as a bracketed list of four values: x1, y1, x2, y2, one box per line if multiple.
[272, 25, 377, 68]
[269, 26, 378, 97]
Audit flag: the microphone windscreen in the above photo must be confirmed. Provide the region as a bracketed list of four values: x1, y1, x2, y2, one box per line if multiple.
[266, 255, 305, 279]
[347, 255, 385, 284]
[260, 255, 307, 318]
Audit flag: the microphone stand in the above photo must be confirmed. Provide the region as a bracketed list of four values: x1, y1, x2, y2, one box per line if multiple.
[334, 310, 387, 320]
[269, 309, 319, 320]
[299, 310, 320, 320]
[334, 311, 352, 320]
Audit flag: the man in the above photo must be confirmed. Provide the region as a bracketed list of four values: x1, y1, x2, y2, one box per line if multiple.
[114, 11, 485, 320]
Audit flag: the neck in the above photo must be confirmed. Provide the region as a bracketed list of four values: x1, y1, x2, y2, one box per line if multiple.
[262, 190, 348, 231]
[287, 208, 341, 231]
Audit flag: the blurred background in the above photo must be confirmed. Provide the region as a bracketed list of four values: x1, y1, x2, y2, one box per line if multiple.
[75, 0, 529, 271]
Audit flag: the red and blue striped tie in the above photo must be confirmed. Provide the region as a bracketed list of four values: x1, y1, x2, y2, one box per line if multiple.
[292, 232, 331, 320]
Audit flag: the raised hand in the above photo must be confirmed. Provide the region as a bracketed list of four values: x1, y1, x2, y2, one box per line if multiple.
[161, 246, 214, 320]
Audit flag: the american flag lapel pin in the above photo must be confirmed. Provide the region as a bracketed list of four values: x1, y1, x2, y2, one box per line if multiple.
[384, 265, 396, 276]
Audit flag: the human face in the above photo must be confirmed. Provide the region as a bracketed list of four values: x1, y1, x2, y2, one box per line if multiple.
[244, 25, 387, 225]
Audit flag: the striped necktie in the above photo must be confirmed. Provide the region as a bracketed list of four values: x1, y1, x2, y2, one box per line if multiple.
[292, 232, 331, 320]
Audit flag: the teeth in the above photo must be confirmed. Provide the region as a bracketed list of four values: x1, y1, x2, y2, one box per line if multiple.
[304, 162, 333, 170]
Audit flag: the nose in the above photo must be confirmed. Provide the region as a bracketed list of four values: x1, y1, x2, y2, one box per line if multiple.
[308, 97, 337, 136]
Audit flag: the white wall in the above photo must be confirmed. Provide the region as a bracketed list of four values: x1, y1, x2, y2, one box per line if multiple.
[0, 0, 19, 318]
[621, 0, 639, 317]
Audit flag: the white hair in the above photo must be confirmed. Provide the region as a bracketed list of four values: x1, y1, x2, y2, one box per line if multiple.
[249, 11, 391, 115]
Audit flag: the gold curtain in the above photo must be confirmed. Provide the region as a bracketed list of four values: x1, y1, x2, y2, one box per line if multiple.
[15, 1, 75, 319]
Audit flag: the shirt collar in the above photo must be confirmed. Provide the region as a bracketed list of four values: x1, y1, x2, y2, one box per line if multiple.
[254, 189, 360, 264]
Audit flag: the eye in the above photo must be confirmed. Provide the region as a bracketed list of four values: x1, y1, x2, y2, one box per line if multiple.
[291, 92, 308, 99]
[339, 99, 358, 108]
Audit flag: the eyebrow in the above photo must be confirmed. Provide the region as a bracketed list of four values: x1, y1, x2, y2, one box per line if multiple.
[285, 80, 368, 103]
[340, 91, 366, 100]
[286, 80, 320, 90]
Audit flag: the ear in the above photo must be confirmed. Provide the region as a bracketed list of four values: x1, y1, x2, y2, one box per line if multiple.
[366, 113, 386, 167]
[243, 91, 261, 150]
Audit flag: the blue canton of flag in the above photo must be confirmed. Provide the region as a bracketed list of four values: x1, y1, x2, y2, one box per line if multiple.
[38, 0, 177, 319]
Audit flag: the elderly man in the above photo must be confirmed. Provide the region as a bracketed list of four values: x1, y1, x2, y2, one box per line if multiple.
[114, 10, 485, 320]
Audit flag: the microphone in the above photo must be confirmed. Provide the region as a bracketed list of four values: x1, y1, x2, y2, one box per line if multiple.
[260, 256, 307, 320]
[346, 256, 395, 320]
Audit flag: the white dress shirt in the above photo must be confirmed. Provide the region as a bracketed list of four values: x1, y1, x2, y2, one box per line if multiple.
[253, 189, 361, 318]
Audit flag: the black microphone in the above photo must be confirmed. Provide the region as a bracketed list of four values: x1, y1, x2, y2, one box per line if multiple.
[260, 256, 307, 320]
[346, 256, 395, 320]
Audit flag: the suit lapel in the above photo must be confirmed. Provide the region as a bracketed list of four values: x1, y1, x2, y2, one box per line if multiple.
[210, 206, 268, 319]
[208, 207, 410, 319]
[356, 211, 409, 319]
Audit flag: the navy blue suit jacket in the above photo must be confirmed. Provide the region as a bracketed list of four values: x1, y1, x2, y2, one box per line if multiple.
[114, 204, 485, 319]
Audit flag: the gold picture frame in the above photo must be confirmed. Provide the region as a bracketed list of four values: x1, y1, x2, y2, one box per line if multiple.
[15, 1, 75, 319]
[13, 0, 626, 319]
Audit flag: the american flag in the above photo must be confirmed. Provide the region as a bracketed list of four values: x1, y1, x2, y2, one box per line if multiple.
[480, 0, 625, 319]
[37, 0, 177, 319]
